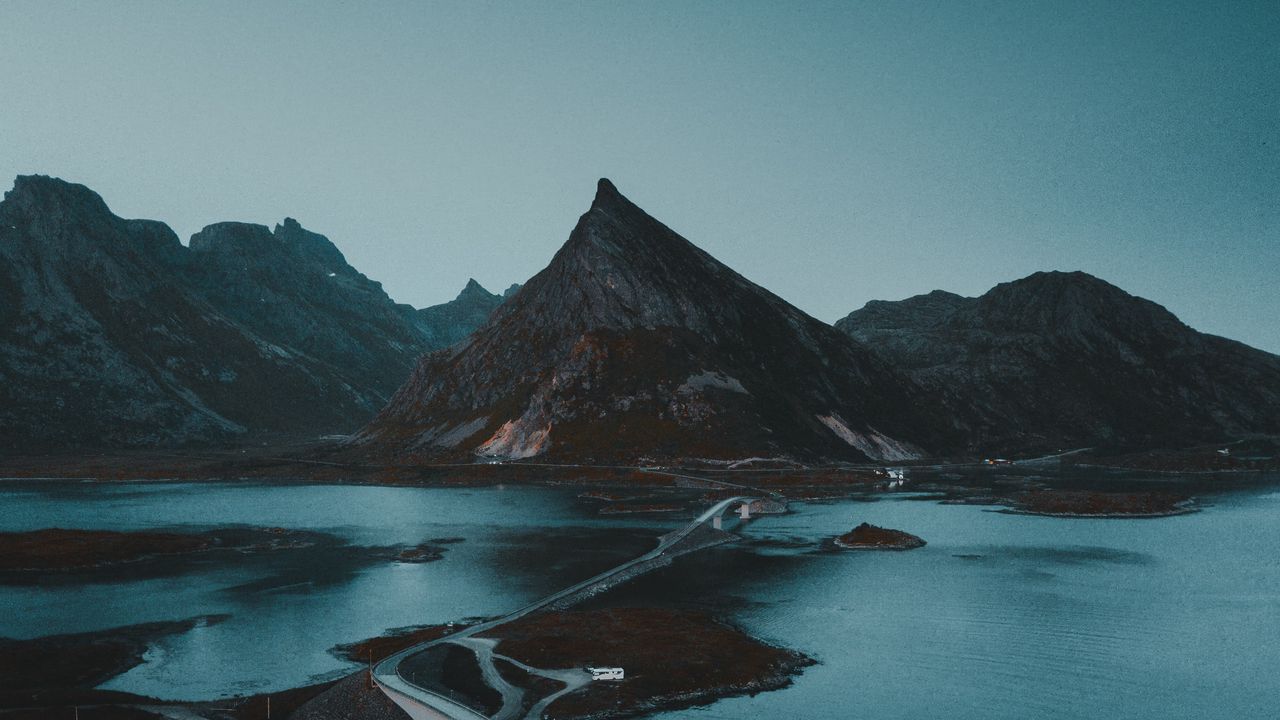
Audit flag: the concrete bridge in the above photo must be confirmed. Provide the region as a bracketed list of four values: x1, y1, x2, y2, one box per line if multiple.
[373, 495, 760, 720]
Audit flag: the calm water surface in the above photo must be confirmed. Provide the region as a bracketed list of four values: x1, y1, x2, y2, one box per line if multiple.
[1, 479, 1277, 719]
[640, 484, 1280, 720]
[0, 482, 661, 698]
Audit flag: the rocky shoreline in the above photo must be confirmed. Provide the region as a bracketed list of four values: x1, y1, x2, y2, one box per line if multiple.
[0, 527, 461, 585]
[598, 502, 687, 515]
[0, 616, 228, 714]
[1000, 490, 1197, 518]
[0, 527, 322, 575]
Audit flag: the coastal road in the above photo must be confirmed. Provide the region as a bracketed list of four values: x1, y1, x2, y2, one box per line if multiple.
[373, 494, 756, 719]
[448, 638, 522, 720]
[449, 636, 593, 720]
[636, 466, 784, 497]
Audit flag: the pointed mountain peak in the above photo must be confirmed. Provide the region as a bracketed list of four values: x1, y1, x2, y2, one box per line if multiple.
[586, 178, 653, 224]
[484, 176, 819, 342]
[457, 278, 496, 301]
[592, 177, 624, 207]
[560, 177, 695, 268]
[360, 175, 950, 465]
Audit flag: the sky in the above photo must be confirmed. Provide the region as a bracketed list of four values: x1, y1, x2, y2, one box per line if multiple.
[1, 1, 1276, 352]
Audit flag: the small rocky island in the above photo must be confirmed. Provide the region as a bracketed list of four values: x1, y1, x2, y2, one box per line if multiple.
[834, 523, 927, 550]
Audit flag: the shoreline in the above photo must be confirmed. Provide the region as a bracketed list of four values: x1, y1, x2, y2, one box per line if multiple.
[2, 435, 1275, 491]
[994, 505, 1199, 519]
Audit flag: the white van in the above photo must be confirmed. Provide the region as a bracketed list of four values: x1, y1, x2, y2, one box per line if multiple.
[588, 667, 625, 681]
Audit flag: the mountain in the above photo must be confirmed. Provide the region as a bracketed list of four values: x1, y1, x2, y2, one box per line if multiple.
[416, 279, 513, 348]
[836, 271, 1280, 453]
[0, 175, 453, 453]
[182, 218, 434, 405]
[355, 179, 957, 464]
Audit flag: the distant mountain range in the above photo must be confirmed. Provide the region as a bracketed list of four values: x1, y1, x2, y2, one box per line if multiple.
[836, 272, 1280, 455]
[0, 176, 508, 453]
[2, 174, 1276, 460]
[417, 278, 521, 349]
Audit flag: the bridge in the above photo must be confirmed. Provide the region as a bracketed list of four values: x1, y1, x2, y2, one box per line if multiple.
[372, 495, 760, 720]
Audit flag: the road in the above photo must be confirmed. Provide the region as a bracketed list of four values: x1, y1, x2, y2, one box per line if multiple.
[448, 638, 522, 720]
[637, 467, 784, 497]
[372, 494, 755, 719]
[448, 636, 593, 720]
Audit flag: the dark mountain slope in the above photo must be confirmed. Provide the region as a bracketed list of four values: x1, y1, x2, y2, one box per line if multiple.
[181, 218, 430, 400]
[0, 175, 444, 452]
[836, 271, 1280, 453]
[356, 179, 956, 464]
[415, 279, 508, 348]
[0, 176, 250, 450]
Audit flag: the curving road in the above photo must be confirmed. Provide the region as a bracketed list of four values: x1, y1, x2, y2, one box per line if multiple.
[373, 495, 756, 719]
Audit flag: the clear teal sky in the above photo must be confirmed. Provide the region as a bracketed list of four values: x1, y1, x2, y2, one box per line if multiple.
[2, 1, 1276, 351]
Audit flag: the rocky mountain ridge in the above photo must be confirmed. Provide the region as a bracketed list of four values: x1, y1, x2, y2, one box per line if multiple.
[836, 271, 1280, 453]
[4, 174, 1273, 460]
[0, 175, 506, 453]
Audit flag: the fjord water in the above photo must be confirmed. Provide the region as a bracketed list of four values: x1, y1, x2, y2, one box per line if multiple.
[0, 482, 662, 699]
[639, 484, 1280, 720]
[2, 480, 1277, 718]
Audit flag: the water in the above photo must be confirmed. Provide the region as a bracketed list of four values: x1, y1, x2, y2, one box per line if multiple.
[0, 481, 661, 699]
[2, 479, 1277, 718]
[635, 485, 1280, 720]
